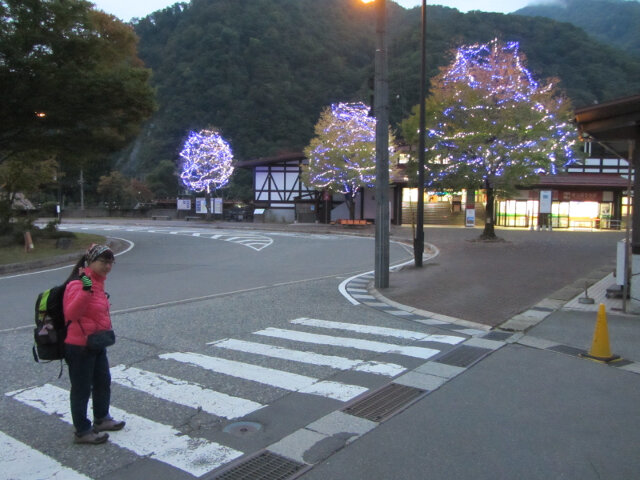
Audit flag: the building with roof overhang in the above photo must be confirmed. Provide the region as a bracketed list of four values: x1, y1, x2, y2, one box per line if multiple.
[573, 93, 640, 312]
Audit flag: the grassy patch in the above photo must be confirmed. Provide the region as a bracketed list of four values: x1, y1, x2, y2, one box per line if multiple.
[0, 233, 107, 266]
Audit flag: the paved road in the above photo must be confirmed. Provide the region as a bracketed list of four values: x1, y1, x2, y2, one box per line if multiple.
[0, 223, 411, 330]
[2, 221, 637, 480]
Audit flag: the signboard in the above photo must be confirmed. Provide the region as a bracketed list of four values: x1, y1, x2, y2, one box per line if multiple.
[177, 199, 191, 211]
[559, 191, 602, 202]
[195, 198, 207, 214]
[213, 197, 223, 215]
[465, 208, 475, 227]
[195, 197, 223, 214]
[539, 190, 553, 214]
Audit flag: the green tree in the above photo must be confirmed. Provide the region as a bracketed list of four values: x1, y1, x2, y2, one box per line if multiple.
[128, 178, 154, 206]
[404, 40, 578, 239]
[302, 102, 382, 220]
[0, 0, 156, 164]
[0, 152, 57, 232]
[146, 159, 179, 198]
[97, 171, 132, 211]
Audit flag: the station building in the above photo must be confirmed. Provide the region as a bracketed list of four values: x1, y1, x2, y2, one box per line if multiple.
[239, 141, 631, 230]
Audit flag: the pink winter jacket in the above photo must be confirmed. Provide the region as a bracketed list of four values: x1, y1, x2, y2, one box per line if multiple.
[63, 267, 112, 346]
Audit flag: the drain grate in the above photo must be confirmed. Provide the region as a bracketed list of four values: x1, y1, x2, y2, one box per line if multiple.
[209, 451, 307, 480]
[548, 344, 588, 356]
[483, 331, 512, 341]
[435, 345, 491, 368]
[342, 383, 426, 422]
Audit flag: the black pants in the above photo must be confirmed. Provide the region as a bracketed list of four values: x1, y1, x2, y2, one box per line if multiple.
[64, 344, 111, 435]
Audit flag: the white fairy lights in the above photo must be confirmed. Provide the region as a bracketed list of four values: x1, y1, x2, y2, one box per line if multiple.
[179, 129, 234, 193]
[426, 39, 577, 182]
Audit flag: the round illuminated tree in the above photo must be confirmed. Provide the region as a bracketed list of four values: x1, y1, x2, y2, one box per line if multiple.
[303, 102, 395, 220]
[404, 39, 578, 239]
[179, 129, 234, 215]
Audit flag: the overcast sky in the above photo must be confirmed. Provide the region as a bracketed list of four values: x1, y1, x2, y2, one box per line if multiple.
[91, 0, 548, 23]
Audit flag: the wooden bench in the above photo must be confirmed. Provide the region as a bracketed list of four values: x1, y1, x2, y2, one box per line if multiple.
[151, 215, 170, 220]
[185, 216, 201, 221]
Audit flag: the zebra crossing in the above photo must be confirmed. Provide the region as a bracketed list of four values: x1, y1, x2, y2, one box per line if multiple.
[3, 318, 468, 479]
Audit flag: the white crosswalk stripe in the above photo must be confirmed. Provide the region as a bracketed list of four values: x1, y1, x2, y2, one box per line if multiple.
[2, 317, 465, 478]
[0, 431, 91, 480]
[209, 338, 407, 377]
[6, 384, 243, 478]
[110, 364, 265, 419]
[291, 317, 465, 345]
[160, 351, 368, 402]
[254, 327, 442, 359]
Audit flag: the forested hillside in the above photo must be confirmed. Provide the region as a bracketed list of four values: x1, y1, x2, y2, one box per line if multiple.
[516, 0, 640, 58]
[118, 0, 640, 176]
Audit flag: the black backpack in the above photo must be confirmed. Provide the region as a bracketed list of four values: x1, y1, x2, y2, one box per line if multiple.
[32, 280, 73, 375]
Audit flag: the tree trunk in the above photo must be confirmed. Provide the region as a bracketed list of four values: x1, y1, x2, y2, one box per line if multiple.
[345, 193, 356, 220]
[205, 190, 212, 221]
[480, 180, 497, 240]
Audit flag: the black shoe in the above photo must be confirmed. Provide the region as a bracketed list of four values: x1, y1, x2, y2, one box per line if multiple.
[74, 430, 109, 444]
[94, 418, 126, 432]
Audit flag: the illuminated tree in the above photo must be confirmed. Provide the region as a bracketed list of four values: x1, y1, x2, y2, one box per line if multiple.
[179, 129, 234, 216]
[405, 39, 578, 239]
[303, 102, 395, 220]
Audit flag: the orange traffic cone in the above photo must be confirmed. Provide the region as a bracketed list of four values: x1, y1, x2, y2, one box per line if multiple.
[580, 303, 620, 363]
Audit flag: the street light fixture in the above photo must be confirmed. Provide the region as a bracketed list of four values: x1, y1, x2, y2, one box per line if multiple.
[363, 0, 390, 289]
[414, 0, 427, 267]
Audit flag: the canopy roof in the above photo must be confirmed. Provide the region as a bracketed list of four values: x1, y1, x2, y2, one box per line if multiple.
[534, 173, 629, 189]
[574, 94, 640, 156]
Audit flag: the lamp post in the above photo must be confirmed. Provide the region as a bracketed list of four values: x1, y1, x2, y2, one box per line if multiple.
[363, 0, 390, 288]
[373, 0, 390, 288]
[414, 0, 427, 267]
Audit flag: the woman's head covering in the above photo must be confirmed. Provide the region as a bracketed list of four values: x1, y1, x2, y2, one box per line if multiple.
[85, 244, 114, 264]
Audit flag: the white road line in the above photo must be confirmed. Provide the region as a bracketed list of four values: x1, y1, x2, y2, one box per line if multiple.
[291, 318, 465, 345]
[110, 365, 264, 419]
[0, 431, 91, 480]
[6, 384, 243, 477]
[208, 338, 406, 377]
[160, 352, 368, 402]
[338, 272, 371, 305]
[57, 224, 273, 252]
[254, 328, 440, 360]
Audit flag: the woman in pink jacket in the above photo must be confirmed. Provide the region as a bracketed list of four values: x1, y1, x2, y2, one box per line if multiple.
[63, 244, 125, 444]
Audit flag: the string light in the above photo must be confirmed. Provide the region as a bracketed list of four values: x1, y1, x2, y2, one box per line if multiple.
[179, 129, 234, 193]
[306, 102, 380, 198]
[426, 39, 577, 183]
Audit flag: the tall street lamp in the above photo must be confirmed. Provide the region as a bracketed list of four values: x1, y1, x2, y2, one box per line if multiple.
[363, 0, 390, 288]
[414, 0, 427, 267]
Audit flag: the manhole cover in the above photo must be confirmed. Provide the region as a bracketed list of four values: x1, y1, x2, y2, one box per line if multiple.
[223, 421, 263, 437]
